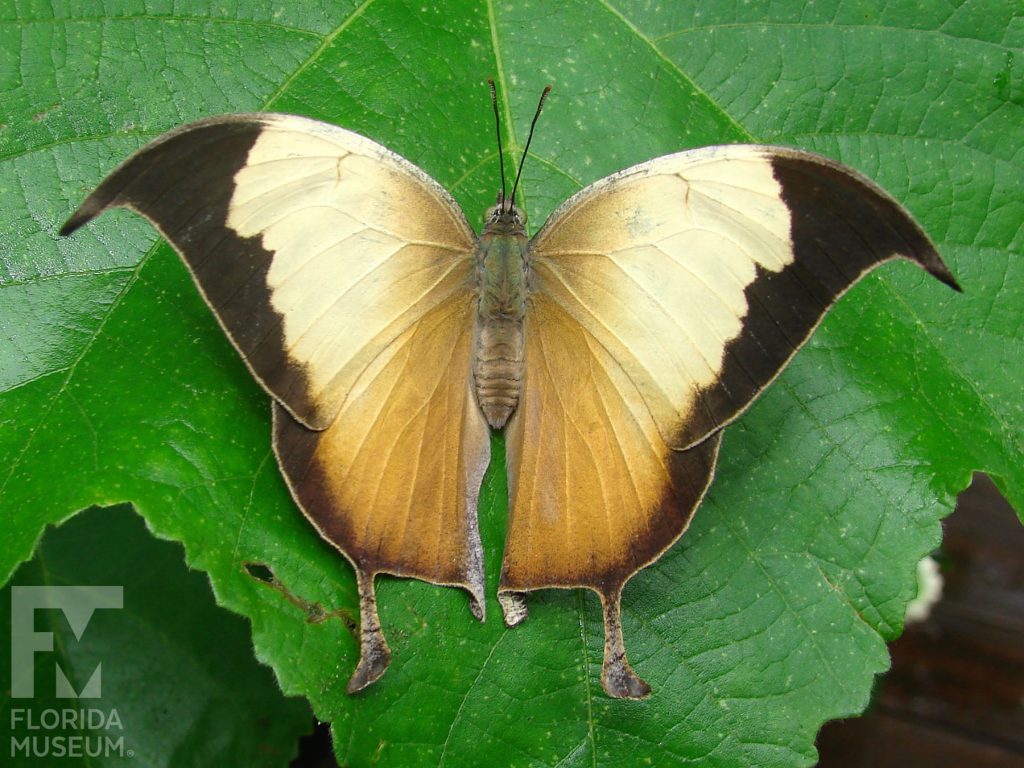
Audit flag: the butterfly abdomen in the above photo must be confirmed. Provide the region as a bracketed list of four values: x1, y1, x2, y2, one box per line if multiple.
[474, 318, 524, 427]
[473, 228, 528, 428]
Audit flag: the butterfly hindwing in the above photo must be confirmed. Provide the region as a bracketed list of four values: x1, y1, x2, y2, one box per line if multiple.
[504, 144, 957, 697]
[274, 295, 490, 692]
[501, 294, 722, 697]
[62, 113, 487, 692]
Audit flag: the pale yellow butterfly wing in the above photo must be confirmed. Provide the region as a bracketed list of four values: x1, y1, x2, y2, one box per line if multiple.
[62, 113, 490, 692]
[501, 145, 956, 697]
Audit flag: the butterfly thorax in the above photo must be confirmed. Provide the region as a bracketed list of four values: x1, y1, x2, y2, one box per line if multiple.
[473, 210, 529, 429]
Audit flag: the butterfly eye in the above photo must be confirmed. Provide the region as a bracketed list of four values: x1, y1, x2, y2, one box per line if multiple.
[484, 204, 499, 223]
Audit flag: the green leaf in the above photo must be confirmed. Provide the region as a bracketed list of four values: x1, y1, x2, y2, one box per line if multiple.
[1, 2, 1021, 767]
[0, 505, 311, 767]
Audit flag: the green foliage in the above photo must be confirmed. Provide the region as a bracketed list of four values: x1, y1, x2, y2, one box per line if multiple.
[1, 2, 1021, 766]
[0, 506, 311, 767]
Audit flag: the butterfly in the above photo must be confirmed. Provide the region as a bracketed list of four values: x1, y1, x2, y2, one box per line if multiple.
[61, 84, 959, 699]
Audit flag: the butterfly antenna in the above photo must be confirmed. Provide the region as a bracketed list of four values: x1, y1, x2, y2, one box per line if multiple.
[510, 84, 552, 209]
[487, 78, 508, 207]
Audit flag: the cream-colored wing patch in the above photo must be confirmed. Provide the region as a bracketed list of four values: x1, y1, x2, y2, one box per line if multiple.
[227, 115, 477, 429]
[530, 146, 792, 449]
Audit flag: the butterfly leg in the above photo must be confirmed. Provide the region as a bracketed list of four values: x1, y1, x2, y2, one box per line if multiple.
[346, 568, 392, 694]
[598, 585, 651, 699]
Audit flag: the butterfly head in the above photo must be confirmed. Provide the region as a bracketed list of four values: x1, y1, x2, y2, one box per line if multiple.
[484, 191, 526, 233]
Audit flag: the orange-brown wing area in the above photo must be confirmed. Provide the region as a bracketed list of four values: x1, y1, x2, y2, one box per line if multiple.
[499, 295, 721, 698]
[273, 294, 490, 693]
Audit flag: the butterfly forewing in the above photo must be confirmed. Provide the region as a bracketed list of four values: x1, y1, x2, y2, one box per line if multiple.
[63, 114, 478, 431]
[527, 145, 955, 451]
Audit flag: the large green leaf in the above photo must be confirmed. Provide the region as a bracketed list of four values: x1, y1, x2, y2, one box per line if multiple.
[1, 2, 1021, 766]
